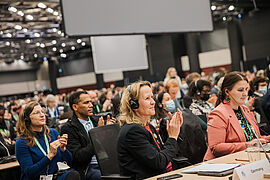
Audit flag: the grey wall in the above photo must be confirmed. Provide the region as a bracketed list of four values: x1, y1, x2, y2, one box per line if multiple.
[58, 56, 94, 77]
[0, 70, 37, 84]
[200, 24, 229, 52]
[241, 9, 270, 61]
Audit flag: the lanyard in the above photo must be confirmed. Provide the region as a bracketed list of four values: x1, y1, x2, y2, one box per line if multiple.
[239, 108, 254, 141]
[96, 105, 100, 113]
[34, 134, 50, 156]
[144, 124, 161, 151]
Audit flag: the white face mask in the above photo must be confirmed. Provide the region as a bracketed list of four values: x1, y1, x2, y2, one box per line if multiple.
[259, 86, 267, 95]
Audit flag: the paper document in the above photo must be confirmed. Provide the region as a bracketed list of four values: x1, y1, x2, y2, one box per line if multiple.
[181, 163, 241, 174]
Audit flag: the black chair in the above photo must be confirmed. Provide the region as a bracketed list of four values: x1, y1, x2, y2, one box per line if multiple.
[88, 124, 130, 180]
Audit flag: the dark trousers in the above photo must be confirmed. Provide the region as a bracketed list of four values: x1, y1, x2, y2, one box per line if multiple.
[86, 164, 101, 180]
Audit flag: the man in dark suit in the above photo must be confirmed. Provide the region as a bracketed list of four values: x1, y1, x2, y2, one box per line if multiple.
[61, 91, 101, 180]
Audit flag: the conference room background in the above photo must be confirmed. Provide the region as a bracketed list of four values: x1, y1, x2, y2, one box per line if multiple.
[0, 0, 270, 98]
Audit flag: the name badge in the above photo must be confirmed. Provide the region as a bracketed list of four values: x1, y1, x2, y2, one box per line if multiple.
[40, 174, 53, 180]
[233, 159, 270, 180]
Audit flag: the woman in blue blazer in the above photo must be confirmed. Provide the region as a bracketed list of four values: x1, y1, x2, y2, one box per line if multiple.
[15, 101, 79, 180]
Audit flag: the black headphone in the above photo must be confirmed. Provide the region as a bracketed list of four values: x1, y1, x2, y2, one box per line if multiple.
[194, 80, 200, 95]
[127, 86, 139, 109]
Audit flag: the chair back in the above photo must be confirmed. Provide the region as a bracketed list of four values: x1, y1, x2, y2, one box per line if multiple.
[89, 124, 121, 176]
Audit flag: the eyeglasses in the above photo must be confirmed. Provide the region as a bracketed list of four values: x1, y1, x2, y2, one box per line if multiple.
[30, 111, 45, 116]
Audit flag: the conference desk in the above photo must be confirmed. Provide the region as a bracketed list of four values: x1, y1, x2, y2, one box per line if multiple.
[0, 161, 19, 170]
[0, 161, 20, 180]
[146, 151, 268, 180]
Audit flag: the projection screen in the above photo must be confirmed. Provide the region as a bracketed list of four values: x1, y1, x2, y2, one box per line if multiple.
[61, 0, 213, 36]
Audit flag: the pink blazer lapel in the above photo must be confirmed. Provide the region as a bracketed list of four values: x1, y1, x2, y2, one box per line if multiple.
[224, 104, 247, 142]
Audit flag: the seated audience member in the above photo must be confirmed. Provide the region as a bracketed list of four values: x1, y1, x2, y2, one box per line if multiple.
[164, 67, 183, 99]
[0, 105, 16, 148]
[188, 80, 217, 121]
[152, 81, 165, 95]
[117, 81, 183, 179]
[250, 77, 270, 134]
[99, 90, 113, 112]
[88, 91, 103, 115]
[154, 91, 207, 164]
[46, 94, 60, 120]
[61, 91, 113, 180]
[183, 72, 201, 109]
[8, 102, 19, 127]
[0, 133, 14, 157]
[165, 80, 183, 111]
[204, 72, 270, 161]
[15, 101, 79, 180]
[210, 74, 224, 96]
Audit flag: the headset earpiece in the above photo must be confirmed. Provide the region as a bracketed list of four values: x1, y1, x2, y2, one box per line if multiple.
[195, 80, 200, 95]
[128, 86, 139, 109]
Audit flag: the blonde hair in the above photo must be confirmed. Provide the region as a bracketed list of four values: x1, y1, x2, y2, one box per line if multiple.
[16, 101, 51, 147]
[118, 81, 151, 126]
[165, 79, 179, 90]
[165, 67, 177, 79]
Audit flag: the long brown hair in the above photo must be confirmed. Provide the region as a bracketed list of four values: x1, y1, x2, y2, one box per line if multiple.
[118, 81, 152, 126]
[16, 101, 51, 147]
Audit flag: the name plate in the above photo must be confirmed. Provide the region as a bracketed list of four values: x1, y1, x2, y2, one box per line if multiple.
[233, 159, 270, 180]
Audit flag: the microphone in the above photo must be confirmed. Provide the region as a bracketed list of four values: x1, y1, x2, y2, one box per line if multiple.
[250, 126, 270, 163]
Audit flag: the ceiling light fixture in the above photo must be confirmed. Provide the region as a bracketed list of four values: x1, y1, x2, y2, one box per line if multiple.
[34, 32, 40, 37]
[211, 5, 216, 11]
[52, 47, 57, 51]
[60, 53, 67, 58]
[34, 54, 38, 58]
[14, 25, 22, 30]
[40, 43, 45, 48]
[71, 46, 75, 50]
[59, 49, 63, 53]
[77, 39, 82, 43]
[228, 5, 235, 11]
[36, 42, 40, 46]
[223, 17, 227, 21]
[26, 15, 34, 20]
[38, 3, 47, 9]
[6, 33, 12, 38]
[46, 8, 54, 13]
[23, 28, 28, 32]
[25, 39, 31, 43]
[81, 42, 86, 46]
[8, 7, 17, 13]
[5, 42, 10, 46]
[53, 12, 59, 16]
[17, 11, 24, 16]
[61, 43, 66, 47]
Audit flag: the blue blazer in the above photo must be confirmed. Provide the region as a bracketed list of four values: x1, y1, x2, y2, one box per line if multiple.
[15, 128, 72, 180]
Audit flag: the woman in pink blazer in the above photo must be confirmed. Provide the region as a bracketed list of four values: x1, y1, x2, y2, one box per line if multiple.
[204, 72, 270, 161]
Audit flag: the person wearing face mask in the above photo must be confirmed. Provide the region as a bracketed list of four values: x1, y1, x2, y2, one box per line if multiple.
[204, 72, 270, 161]
[154, 91, 207, 164]
[188, 80, 216, 122]
[249, 77, 270, 134]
